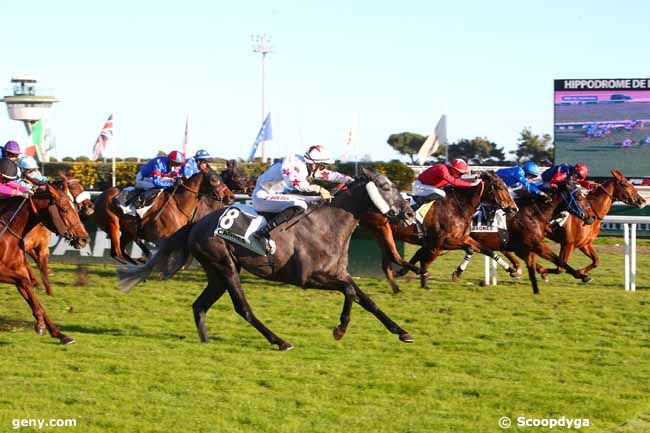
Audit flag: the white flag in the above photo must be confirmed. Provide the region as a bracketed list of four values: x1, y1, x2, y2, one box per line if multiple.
[417, 115, 447, 165]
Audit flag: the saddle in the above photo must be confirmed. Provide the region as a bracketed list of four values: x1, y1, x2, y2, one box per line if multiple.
[212, 204, 271, 256]
[115, 187, 164, 218]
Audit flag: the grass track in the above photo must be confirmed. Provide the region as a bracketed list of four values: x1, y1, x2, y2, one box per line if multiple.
[1, 241, 650, 433]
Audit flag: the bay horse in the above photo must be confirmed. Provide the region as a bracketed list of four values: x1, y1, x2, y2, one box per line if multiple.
[93, 169, 234, 264]
[361, 171, 519, 293]
[220, 164, 256, 194]
[536, 170, 646, 280]
[0, 183, 89, 344]
[118, 169, 416, 350]
[450, 182, 597, 294]
[23, 175, 95, 296]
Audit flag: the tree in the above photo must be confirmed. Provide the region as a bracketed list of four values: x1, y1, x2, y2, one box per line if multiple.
[512, 127, 553, 165]
[157, 150, 167, 157]
[76, 155, 90, 162]
[386, 132, 427, 163]
[447, 137, 506, 165]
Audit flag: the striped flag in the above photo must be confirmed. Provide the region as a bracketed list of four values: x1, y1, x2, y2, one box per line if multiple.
[92, 113, 114, 161]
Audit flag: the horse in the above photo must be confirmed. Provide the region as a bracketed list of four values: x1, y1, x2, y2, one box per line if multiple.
[93, 169, 234, 264]
[118, 169, 416, 350]
[450, 182, 597, 294]
[536, 170, 646, 280]
[220, 161, 256, 194]
[0, 183, 89, 344]
[23, 175, 95, 295]
[361, 171, 519, 293]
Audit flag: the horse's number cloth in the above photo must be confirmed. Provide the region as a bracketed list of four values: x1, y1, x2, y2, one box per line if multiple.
[213, 204, 270, 256]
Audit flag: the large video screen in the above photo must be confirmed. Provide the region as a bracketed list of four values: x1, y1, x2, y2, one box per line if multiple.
[554, 79, 650, 178]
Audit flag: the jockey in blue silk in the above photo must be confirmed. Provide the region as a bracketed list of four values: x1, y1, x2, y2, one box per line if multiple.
[135, 150, 184, 190]
[17, 156, 48, 188]
[496, 161, 547, 198]
[182, 149, 212, 178]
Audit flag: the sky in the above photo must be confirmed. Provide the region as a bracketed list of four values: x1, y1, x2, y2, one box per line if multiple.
[0, 0, 649, 162]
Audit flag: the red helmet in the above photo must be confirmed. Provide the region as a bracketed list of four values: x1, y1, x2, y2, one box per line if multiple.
[574, 163, 588, 180]
[168, 150, 184, 164]
[450, 158, 469, 174]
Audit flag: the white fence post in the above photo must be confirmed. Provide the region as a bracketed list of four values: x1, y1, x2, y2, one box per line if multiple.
[624, 223, 630, 291]
[484, 255, 490, 286]
[631, 224, 637, 292]
[490, 259, 498, 285]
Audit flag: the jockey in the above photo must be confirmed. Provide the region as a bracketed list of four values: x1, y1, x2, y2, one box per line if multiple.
[541, 162, 592, 190]
[182, 149, 212, 178]
[0, 158, 33, 199]
[496, 161, 548, 199]
[0, 140, 21, 162]
[541, 162, 591, 230]
[135, 150, 184, 190]
[17, 156, 48, 188]
[251, 145, 353, 252]
[411, 158, 480, 201]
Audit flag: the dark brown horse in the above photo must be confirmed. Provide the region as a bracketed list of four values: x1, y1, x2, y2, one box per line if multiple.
[118, 169, 416, 350]
[450, 182, 597, 294]
[362, 171, 519, 293]
[536, 170, 646, 280]
[220, 161, 256, 194]
[0, 183, 89, 344]
[93, 169, 234, 264]
[23, 176, 95, 295]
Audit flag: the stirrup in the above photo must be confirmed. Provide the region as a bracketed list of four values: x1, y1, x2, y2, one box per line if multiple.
[252, 232, 276, 255]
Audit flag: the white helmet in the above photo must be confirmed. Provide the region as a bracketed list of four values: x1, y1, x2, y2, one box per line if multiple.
[304, 145, 334, 164]
[18, 155, 39, 170]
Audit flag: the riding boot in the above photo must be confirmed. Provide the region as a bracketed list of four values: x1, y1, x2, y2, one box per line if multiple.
[254, 206, 305, 254]
[549, 210, 570, 231]
[415, 221, 425, 239]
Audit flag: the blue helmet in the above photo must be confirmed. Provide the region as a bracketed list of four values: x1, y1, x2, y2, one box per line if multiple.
[522, 161, 540, 177]
[194, 149, 211, 160]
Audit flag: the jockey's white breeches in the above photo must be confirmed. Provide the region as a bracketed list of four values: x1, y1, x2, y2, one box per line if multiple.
[252, 189, 321, 213]
[135, 173, 155, 190]
[411, 180, 446, 198]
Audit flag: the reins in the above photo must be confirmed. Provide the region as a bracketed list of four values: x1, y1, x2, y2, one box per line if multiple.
[0, 198, 28, 240]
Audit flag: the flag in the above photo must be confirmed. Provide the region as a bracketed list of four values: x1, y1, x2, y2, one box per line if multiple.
[182, 114, 190, 158]
[417, 115, 447, 165]
[248, 113, 272, 161]
[26, 119, 45, 160]
[342, 112, 359, 163]
[92, 113, 114, 161]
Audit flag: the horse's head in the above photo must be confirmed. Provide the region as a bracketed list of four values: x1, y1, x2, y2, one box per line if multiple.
[360, 168, 415, 226]
[56, 175, 95, 219]
[480, 171, 518, 215]
[221, 168, 249, 194]
[610, 169, 646, 208]
[557, 182, 596, 225]
[31, 183, 90, 248]
[201, 169, 235, 205]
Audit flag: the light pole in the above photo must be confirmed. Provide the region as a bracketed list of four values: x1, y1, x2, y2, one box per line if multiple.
[251, 34, 272, 161]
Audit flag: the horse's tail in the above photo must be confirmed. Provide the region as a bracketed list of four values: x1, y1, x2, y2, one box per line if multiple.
[117, 224, 194, 293]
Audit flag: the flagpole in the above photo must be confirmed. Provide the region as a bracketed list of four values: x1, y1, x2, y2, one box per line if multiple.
[111, 113, 116, 187]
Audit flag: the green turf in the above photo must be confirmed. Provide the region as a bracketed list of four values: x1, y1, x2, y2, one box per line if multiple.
[1, 243, 649, 433]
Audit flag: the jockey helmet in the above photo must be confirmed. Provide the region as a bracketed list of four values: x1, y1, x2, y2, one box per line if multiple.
[3, 140, 20, 156]
[304, 145, 334, 164]
[18, 156, 39, 171]
[522, 161, 540, 177]
[0, 158, 19, 180]
[450, 158, 469, 174]
[168, 150, 184, 164]
[574, 163, 588, 180]
[194, 149, 211, 161]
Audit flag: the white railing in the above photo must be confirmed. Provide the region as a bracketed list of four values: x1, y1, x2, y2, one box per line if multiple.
[483, 215, 650, 291]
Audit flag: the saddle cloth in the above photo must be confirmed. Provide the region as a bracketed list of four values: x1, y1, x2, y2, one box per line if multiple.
[213, 204, 270, 256]
[115, 187, 163, 218]
[471, 205, 507, 233]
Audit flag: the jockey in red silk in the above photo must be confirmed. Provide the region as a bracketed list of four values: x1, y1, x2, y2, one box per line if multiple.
[135, 150, 184, 190]
[411, 158, 480, 200]
[541, 163, 592, 190]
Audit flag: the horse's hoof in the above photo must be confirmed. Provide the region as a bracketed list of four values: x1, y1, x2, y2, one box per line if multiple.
[451, 271, 460, 282]
[333, 327, 346, 341]
[60, 336, 75, 345]
[510, 269, 523, 279]
[582, 275, 593, 283]
[399, 333, 414, 343]
[278, 341, 294, 351]
[542, 274, 550, 283]
[34, 324, 46, 336]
